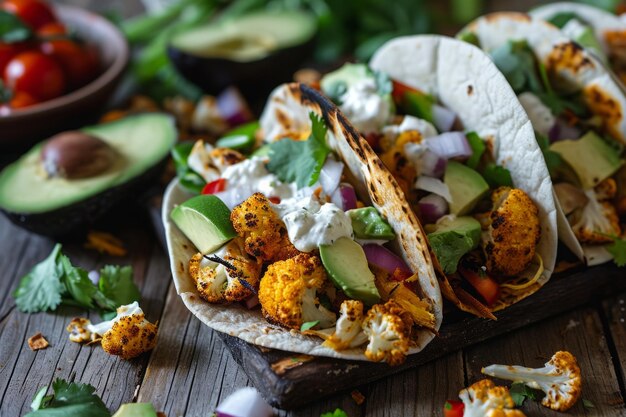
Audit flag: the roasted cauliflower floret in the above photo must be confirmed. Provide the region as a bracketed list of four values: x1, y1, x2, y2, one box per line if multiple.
[231, 193, 299, 261]
[67, 302, 158, 360]
[570, 189, 621, 244]
[258, 253, 336, 330]
[595, 178, 618, 200]
[459, 379, 527, 417]
[362, 300, 412, 366]
[379, 130, 423, 195]
[481, 187, 541, 277]
[482, 351, 582, 412]
[323, 300, 368, 351]
[188, 237, 261, 303]
[187, 140, 246, 183]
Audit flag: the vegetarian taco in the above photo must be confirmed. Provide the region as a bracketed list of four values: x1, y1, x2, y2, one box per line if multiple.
[530, 2, 626, 85]
[460, 13, 626, 266]
[164, 82, 443, 365]
[317, 35, 558, 319]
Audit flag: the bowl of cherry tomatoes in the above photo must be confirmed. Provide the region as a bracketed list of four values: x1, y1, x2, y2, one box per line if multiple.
[0, 0, 129, 149]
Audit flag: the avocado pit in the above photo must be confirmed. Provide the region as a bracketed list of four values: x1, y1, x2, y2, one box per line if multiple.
[41, 131, 118, 179]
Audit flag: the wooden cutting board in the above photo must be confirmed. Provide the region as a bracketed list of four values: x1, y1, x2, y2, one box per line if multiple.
[148, 199, 625, 409]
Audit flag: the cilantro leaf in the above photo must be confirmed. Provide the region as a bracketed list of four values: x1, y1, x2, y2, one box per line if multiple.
[300, 320, 320, 331]
[466, 132, 485, 170]
[14, 244, 65, 313]
[98, 265, 141, 308]
[60, 256, 96, 310]
[482, 163, 513, 188]
[607, 237, 626, 267]
[0, 10, 32, 43]
[582, 398, 596, 409]
[509, 382, 543, 407]
[267, 112, 330, 189]
[491, 40, 543, 94]
[321, 409, 348, 417]
[25, 379, 111, 417]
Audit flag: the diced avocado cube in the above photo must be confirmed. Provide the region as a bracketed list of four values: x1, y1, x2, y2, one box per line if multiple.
[444, 161, 490, 215]
[427, 216, 482, 274]
[347, 207, 395, 240]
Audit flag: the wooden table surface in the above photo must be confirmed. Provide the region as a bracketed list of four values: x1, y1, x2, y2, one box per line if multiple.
[2, 1, 626, 416]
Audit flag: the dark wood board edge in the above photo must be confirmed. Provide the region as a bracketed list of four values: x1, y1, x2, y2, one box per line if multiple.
[219, 264, 626, 409]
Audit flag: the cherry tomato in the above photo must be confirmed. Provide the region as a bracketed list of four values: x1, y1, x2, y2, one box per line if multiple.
[443, 400, 464, 417]
[1, 0, 56, 30]
[458, 261, 500, 307]
[8, 90, 38, 108]
[0, 42, 29, 75]
[36, 21, 66, 37]
[40, 39, 98, 88]
[268, 196, 281, 204]
[201, 178, 226, 195]
[4, 51, 65, 100]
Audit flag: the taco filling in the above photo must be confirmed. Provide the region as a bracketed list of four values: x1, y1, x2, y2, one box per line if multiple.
[319, 63, 545, 317]
[171, 104, 437, 365]
[460, 26, 625, 266]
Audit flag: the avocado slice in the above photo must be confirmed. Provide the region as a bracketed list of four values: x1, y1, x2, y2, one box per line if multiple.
[427, 216, 481, 274]
[171, 194, 237, 254]
[112, 403, 157, 417]
[319, 237, 381, 306]
[0, 114, 177, 235]
[444, 161, 490, 215]
[347, 207, 395, 240]
[170, 11, 317, 61]
[550, 131, 623, 189]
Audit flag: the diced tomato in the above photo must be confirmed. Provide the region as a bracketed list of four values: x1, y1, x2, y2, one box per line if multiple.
[201, 178, 226, 195]
[443, 400, 464, 417]
[391, 79, 418, 103]
[458, 263, 500, 307]
[268, 196, 281, 204]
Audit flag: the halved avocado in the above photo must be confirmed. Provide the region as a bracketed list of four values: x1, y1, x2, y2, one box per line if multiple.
[167, 11, 317, 100]
[0, 113, 177, 236]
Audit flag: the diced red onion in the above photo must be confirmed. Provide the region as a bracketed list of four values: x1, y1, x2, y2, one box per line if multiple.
[331, 183, 357, 211]
[415, 176, 452, 202]
[216, 387, 273, 417]
[362, 244, 411, 274]
[418, 193, 448, 224]
[319, 158, 344, 196]
[419, 149, 447, 178]
[548, 119, 582, 142]
[425, 132, 472, 159]
[432, 104, 457, 132]
[217, 87, 253, 127]
[245, 294, 259, 309]
[88, 270, 100, 286]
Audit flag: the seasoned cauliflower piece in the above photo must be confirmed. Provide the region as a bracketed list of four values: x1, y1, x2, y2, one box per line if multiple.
[595, 178, 617, 201]
[67, 302, 158, 360]
[459, 379, 527, 417]
[231, 193, 299, 261]
[323, 300, 368, 351]
[188, 237, 261, 303]
[481, 187, 541, 277]
[570, 189, 621, 244]
[258, 253, 336, 330]
[379, 130, 423, 194]
[482, 351, 582, 412]
[187, 140, 245, 183]
[362, 300, 411, 366]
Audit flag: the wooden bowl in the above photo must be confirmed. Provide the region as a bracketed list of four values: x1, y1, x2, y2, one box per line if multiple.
[0, 4, 129, 151]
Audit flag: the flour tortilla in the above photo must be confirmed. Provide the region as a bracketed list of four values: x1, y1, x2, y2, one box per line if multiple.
[463, 13, 626, 265]
[369, 35, 558, 313]
[164, 83, 442, 361]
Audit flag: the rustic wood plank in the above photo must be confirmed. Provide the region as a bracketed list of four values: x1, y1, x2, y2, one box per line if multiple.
[0, 212, 171, 416]
[602, 293, 626, 407]
[465, 308, 626, 416]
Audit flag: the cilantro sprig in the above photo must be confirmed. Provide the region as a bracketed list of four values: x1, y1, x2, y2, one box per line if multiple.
[509, 382, 543, 407]
[26, 378, 111, 417]
[321, 409, 349, 417]
[266, 112, 331, 189]
[606, 236, 626, 267]
[13, 244, 141, 316]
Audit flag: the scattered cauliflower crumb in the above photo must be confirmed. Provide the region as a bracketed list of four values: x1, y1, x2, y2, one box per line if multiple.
[459, 379, 526, 417]
[481, 187, 541, 277]
[27, 332, 49, 351]
[231, 193, 299, 262]
[66, 302, 158, 360]
[258, 253, 336, 330]
[482, 351, 582, 411]
[570, 189, 621, 244]
[362, 300, 411, 366]
[188, 237, 261, 303]
[323, 300, 368, 351]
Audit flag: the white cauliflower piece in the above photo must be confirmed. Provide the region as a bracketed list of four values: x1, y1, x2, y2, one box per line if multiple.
[570, 189, 621, 244]
[362, 300, 411, 366]
[323, 300, 368, 351]
[482, 351, 582, 411]
[459, 379, 526, 417]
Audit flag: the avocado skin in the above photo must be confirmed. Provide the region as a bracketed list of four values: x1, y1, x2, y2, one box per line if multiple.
[0, 159, 167, 237]
[167, 36, 316, 102]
